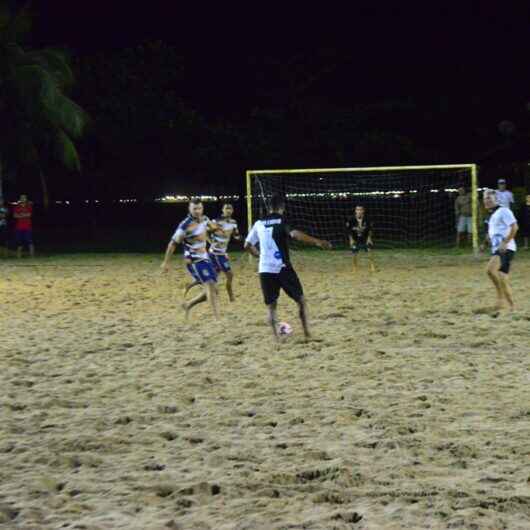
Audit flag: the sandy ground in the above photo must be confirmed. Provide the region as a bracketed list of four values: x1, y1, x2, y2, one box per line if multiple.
[0, 250, 529, 530]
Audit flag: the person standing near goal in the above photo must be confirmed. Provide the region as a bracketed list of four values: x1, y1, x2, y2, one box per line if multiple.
[482, 189, 518, 312]
[454, 186, 473, 248]
[161, 198, 220, 319]
[495, 179, 514, 209]
[244, 193, 332, 341]
[346, 205, 376, 272]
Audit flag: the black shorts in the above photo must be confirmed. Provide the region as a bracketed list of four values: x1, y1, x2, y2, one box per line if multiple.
[260, 267, 304, 305]
[351, 242, 372, 254]
[0, 226, 7, 245]
[494, 250, 515, 274]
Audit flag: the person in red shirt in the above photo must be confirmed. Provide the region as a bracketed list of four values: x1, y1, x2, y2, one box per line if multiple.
[13, 194, 34, 258]
[0, 197, 8, 258]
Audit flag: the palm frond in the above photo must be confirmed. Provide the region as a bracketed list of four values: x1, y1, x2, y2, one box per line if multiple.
[47, 95, 88, 138]
[11, 64, 87, 137]
[24, 48, 74, 89]
[55, 129, 81, 172]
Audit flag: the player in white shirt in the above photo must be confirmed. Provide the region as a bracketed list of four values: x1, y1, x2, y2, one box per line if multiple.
[244, 193, 332, 341]
[482, 190, 518, 312]
[161, 198, 220, 319]
[495, 179, 514, 209]
[184, 203, 241, 302]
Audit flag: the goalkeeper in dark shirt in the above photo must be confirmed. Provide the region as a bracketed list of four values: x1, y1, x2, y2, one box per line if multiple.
[345, 205, 376, 272]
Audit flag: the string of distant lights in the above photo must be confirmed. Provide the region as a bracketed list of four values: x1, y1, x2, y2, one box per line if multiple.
[51, 188, 490, 205]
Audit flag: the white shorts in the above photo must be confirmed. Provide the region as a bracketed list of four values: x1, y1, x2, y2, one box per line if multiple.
[457, 216, 472, 234]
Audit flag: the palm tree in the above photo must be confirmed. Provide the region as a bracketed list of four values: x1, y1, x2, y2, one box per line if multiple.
[0, 1, 87, 207]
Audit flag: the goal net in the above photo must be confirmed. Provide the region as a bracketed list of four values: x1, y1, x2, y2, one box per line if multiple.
[246, 165, 479, 252]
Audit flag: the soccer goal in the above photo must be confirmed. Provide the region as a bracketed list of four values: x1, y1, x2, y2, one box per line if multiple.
[246, 164, 479, 253]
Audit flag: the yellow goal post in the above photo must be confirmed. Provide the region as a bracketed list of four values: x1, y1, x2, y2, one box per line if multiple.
[246, 164, 479, 253]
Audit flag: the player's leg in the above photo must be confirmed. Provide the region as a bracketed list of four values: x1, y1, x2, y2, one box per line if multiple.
[225, 270, 235, 302]
[28, 231, 34, 258]
[267, 301, 279, 340]
[486, 255, 504, 309]
[366, 247, 377, 273]
[497, 252, 515, 310]
[183, 263, 201, 297]
[182, 290, 208, 320]
[183, 279, 200, 297]
[297, 296, 310, 339]
[498, 272, 514, 310]
[280, 268, 310, 339]
[465, 217, 473, 247]
[194, 259, 219, 319]
[218, 255, 235, 302]
[260, 273, 281, 340]
[0, 228, 7, 258]
[16, 230, 23, 258]
[352, 249, 359, 272]
[455, 217, 462, 248]
[182, 261, 217, 318]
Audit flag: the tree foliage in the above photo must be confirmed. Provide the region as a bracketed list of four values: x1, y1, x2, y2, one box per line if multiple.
[0, 1, 87, 202]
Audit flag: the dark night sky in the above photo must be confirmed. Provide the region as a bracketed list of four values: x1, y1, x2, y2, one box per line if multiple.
[36, 2, 530, 112]
[7, 1, 528, 202]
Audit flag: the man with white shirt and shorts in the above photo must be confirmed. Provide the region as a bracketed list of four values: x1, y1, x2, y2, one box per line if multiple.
[161, 198, 220, 319]
[495, 179, 514, 209]
[244, 193, 332, 340]
[482, 189, 518, 312]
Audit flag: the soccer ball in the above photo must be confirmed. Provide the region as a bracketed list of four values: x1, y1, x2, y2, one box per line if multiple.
[277, 322, 293, 336]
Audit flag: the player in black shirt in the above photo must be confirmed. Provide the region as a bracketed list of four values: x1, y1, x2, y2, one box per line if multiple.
[245, 193, 332, 341]
[345, 205, 376, 272]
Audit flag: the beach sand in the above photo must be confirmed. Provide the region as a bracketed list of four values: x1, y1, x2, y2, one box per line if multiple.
[1, 251, 529, 530]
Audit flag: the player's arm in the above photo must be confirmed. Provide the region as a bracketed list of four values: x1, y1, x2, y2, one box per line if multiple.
[479, 233, 490, 252]
[290, 230, 332, 249]
[244, 240, 260, 257]
[367, 228, 374, 247]
[161, 229, 184, 272]
[244, 224, 260, 257]
[498, 222, 518, 253]
[233, 225, 242, 241]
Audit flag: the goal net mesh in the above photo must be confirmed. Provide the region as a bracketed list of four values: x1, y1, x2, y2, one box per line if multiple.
[247, 166, 477, 249]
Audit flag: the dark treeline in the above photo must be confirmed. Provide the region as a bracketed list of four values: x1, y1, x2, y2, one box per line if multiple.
[8, 40, 529, 204]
